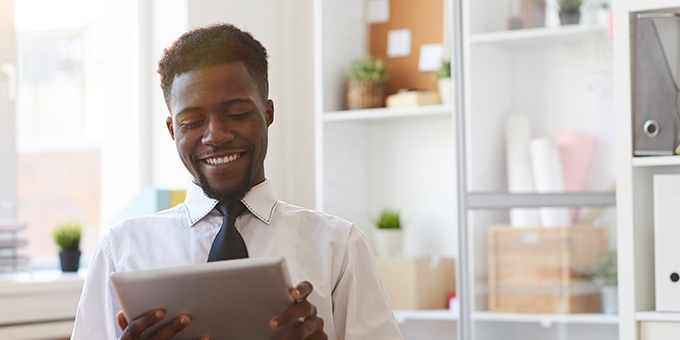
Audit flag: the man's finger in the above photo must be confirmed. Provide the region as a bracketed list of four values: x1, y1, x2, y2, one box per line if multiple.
[292, 281, 313, 301]
[281, 316, 326, 340]
[270, 300, 316, 330]
[116, 311, 128, 331]
[121, 309, 164, 339]
[151, 314, 191, 340]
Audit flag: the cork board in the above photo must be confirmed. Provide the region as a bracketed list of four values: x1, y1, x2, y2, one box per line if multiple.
[369, 0, 444, 95]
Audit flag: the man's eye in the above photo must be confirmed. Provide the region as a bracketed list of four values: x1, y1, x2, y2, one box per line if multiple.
[228, 111, 250, 119]
[180, 120, 202, 128]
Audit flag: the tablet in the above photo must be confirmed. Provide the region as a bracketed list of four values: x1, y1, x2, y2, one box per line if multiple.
[110, 257, 294, 340]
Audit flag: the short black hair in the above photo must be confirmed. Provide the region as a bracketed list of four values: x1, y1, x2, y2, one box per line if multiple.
[157, 23, 269, 108]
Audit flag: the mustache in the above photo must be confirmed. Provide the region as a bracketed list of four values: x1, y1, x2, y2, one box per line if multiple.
[196, 144, 247, 159]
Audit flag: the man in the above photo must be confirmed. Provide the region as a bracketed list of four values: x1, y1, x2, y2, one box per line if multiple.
[71, 23, 402, 340]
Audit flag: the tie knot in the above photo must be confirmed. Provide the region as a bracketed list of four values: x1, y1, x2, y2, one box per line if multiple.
[216, 200, 247, 218]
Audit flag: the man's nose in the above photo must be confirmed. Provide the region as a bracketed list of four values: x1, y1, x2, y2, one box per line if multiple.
[202, 117, 235, 146]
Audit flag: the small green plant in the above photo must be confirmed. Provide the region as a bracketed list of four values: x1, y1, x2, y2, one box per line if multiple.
[52, 222, 82, 252]
[376, 208, 401, 229]
[558, 0, 583, 12]
[589, 249, 617, 286]
[433, 60, 451, 80]
[347, 56, 388, 82]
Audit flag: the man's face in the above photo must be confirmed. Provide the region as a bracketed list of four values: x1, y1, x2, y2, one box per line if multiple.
[166, 62, 273, 202]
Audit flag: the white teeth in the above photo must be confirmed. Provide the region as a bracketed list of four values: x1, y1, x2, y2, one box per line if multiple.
[206, 153, 241, 165]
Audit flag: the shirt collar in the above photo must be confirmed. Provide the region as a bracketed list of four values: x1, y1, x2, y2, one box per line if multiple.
[184, 178, 278, 226]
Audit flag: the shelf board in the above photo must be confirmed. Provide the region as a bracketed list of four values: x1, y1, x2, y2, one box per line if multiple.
[636, 311, 680, 322]
[631, 156, 680, 167]
[469, 24, 609, 46]
[0, 220, 26, 231]
[0, 239, 27, 249]
[323, 105, 452, 122]
[473, 311, 618, 325]
[393, 309, 458, 324]
[467, 192, 616, 209]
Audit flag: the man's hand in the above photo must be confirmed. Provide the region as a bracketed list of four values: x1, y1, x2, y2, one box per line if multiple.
[270, 281, 328, 340]
[116, 309, 207, 340]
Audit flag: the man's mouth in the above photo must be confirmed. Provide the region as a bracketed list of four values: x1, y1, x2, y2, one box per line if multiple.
[204, 153, 242, 165]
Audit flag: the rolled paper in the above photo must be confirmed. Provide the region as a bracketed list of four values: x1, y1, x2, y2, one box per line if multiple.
[556, 130, 595, 222]
[530, 137, 571, 227]
[504, 115, 540, 227]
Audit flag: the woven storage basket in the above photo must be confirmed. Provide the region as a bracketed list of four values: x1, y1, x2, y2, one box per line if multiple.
[346, 79, 386, 110]
[488, 224, 608, 313]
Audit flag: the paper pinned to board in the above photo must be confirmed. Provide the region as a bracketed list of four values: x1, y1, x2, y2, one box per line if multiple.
[418, 44, 443, 72]
[387, 29, 411, 57]
[367, 0, 389, 24]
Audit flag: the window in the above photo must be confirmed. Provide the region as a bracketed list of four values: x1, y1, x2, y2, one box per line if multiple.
[13, 0, 105, 267]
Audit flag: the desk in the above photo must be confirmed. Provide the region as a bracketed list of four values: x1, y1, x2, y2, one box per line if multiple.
[0, 270, 85, 340]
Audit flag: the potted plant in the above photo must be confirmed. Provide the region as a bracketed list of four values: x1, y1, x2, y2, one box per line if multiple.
[346, 56, 388, 110]
[434, 60, 452, 104]
[52, 221, 82, 272]
[590, 249, 618, 314]
[558, 0, 583, 25]
[373, 208, 403, 257]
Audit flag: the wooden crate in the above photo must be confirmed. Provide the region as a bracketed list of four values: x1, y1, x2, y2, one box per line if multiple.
[376, 257, 455, 309]
[488, 224, 608, 313]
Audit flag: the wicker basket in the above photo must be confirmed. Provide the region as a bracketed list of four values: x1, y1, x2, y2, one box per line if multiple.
[488, 224, 608, 313]
[346, 79, 386, 110]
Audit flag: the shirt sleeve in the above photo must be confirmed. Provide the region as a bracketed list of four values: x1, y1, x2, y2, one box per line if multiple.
[332, 226, 402, 340]
[71, 231, 122, 340]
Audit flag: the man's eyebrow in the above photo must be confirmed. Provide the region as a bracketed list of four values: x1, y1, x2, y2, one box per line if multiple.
[216, 98, 255, 110]
[175, 98, 254, 118]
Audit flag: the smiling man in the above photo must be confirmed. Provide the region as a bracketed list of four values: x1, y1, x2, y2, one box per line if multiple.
[70, 24, 402, 340]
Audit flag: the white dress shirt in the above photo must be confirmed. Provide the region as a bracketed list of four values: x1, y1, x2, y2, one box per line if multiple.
[71, 179, 402, 340]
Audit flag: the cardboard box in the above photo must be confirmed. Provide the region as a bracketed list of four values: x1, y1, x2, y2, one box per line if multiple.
[386, 91, 440, 108]
[376, 257, 455, 309]
[488, 225, 607, 313]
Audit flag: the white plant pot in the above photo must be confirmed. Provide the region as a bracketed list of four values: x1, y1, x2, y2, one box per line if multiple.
[601, 285, 618, 314]
[438, 77, 452, 104]
[374, 229, 403, 257]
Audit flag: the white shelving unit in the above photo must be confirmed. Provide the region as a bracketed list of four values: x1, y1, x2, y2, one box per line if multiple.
[473, 311, 619, 325]
[313, 0, 619, 339]
[323, 105, 453, 122]
[615, 1, 680, 340]
[631, 155, 680, 167]
[394, 309, 459, 324]
[636, 311, 680, 322]
[457, 0, 618, 339]
[312, 1, 458, 339]
[469, 24, 609, 46]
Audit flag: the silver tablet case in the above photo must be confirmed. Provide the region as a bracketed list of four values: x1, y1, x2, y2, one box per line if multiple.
[110, 257, 294, 340]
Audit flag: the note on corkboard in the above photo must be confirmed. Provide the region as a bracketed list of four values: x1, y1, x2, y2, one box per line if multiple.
[369, 0, 444, 95]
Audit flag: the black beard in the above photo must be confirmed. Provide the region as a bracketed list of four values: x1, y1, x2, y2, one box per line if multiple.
[195, 160, 254, 203]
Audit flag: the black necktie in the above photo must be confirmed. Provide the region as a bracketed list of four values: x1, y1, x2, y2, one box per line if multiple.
[207, 201, 249, 262]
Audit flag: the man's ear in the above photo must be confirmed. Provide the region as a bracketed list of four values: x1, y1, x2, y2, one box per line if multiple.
[166, 116, 175, 140]
[266, 99, 274, 127]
